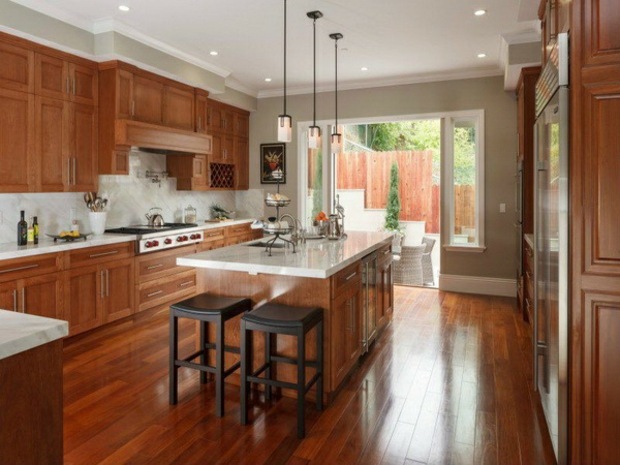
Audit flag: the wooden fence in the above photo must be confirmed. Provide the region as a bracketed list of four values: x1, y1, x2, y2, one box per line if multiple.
[335, 150, 475, 234]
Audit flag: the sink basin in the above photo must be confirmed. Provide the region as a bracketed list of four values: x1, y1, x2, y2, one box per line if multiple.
[247, 242, 286, 249]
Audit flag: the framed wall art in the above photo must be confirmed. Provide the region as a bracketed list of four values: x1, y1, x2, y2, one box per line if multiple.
[260, 143, 286, 184]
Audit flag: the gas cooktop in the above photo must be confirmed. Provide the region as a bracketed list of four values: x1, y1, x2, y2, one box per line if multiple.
[105, 223, 197, 235]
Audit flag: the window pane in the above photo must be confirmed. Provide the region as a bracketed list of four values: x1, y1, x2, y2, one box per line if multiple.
[453, 120, 477, 244]
[307, 145, 323, 220]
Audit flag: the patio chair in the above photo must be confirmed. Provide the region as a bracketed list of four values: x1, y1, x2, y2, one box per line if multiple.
[393, 245, 426, 286]
[421, 236, 436, 285]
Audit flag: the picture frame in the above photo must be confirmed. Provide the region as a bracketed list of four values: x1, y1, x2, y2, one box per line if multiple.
[260, 143, 286, 184]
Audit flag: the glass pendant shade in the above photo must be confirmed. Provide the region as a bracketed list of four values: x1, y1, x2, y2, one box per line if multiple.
[277, 114, 292, 142]
[308, 126, 321, 149]
[331, 132, 342, 154]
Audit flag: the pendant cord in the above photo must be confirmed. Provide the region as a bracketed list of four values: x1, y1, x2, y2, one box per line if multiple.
[283, 0, 287, 116]
[313, 16, 317, 126]
[334, 37, 338, 132]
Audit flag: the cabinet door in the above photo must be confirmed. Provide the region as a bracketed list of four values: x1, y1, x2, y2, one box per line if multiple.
[64, 265, 102, 336]
[233, 112, 249, 138]
[70, 63, 97, 106]
[193, 155, 207, 188]
[0, 88, 34, 192]
[0, 281, 18, 312]
[0, 41, 33, 92]
[22, 273, 63, 320]
[221, 108, 234, 134]
[331, 286, 361, 389]
[377, 258, 393, 330]
[234, 137, 249, 190]
[103, 258, 134, 323]
[35, 96, 69, 192]
[163, 85, 194, 131]
[132, 75, 163, 124]
[195, 90, 208, 133]
[211, 132, 233, 163]
[207, 101, 222, 132]
[35, 54, 68, 101]
[117, 69, 134, 119]
[70, 103, 97, 192]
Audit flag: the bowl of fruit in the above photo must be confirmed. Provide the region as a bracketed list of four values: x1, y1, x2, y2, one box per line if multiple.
[46, 230, 90, 242]
[265, 192, 291, 207]
[312, 211, 329, 236]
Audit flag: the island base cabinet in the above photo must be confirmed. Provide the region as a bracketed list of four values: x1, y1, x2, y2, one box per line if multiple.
[331, 278, 362, 390]
[0, 339, 63, 465]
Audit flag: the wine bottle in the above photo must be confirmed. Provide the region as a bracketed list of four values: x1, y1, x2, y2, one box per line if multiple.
[33, 216, 39, 245]
[27, 218, 34, 243]
[17, 211, 27, 246]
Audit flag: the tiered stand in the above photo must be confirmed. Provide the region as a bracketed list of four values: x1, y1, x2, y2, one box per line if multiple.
[263, 178, 295, 256]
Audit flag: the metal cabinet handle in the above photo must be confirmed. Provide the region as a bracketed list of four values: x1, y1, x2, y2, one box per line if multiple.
[106, 269, 110, 297]
[67, 159, 72, 185]
[100, 270, 105, 299]
[66, 77, 70, 94]
[0, 264, 39, 274]
[383, 248, 390, 255]
[89, 250, 119, 258]
[179, 280, 194, 287]
[147, 263, 164, 270]
[198, 116, 202, 130]
[21, 288, 25, 312]
[72, 78, 76, 96]
[72, 158, 77, 186]
[345, 271, 357, 281]
[131, 101, 135, 117]
[12, 290, 17, 312]
[147, 290, 163, 298]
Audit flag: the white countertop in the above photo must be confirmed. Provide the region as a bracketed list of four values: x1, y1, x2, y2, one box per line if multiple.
[177, 230, 394, 279]
[0, 310, 69, 360]
[0, 219, 254, 261]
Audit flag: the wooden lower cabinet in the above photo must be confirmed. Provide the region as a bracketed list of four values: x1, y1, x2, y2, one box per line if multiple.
[330, 266, 362, 390]
[0, 273, 63, 319]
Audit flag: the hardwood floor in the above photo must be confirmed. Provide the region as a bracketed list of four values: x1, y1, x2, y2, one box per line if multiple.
[62, 287, 556, 465]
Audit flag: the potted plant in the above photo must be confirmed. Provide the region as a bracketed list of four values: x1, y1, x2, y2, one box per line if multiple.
[384, 162, 404, 250]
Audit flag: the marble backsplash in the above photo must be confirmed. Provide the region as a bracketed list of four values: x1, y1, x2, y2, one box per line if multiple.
[0, 151, 265, 244]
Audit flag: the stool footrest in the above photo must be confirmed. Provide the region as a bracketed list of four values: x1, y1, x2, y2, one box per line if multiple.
[270, 354, 320, 368]
[247, 375, 298, 391]
[304, 372, 322, 394]
[223, 361, 241, 377]
[176, 359, 216, 374]
[203, 343, 241, 355]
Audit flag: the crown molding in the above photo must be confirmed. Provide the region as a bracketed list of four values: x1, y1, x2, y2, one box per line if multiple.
[224, 78, 258, 98]
[257, 67, 503, 99]
[9, 0, 94, 32]
[0, 25, 98, 61]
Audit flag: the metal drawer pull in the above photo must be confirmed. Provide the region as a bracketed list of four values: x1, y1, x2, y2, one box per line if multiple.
[207, 232, 221, 237]
[344, 271, 357, 281]
[179, 280, 194, 287]
[89, 250, 119, 258]
[0, 264, 39, 274]
[13, 290, 17, 312]
[100, 271, 105, 298]
[147, 264, 164, 270]
[383, 248, 390, 255]
[21, 288, 25, 312]
[72, 158, 76, 185]
[67, 159, 72, 185]
[106, 269, 110, 297]
[147, 290, 164, 298]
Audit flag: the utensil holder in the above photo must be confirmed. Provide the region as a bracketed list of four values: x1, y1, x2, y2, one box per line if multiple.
[89, 211, 107, 235]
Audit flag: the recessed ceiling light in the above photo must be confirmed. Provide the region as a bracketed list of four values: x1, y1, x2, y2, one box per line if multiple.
[118, 5, 130, 12]
[361, 67, 368, 71]
[474, 9, 486, 16]
[477, 53, 487, 58]
[209, 51, 218, 56]
[264, 78, 272, 82]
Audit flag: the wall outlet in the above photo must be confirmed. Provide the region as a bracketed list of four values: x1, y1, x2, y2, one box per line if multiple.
[499, 203, 506, 213]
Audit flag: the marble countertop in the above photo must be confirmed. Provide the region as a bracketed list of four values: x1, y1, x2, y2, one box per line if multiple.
[0, 219, 254, 261]
[0, 310, 68, 360]
[177, 230, 394, 279]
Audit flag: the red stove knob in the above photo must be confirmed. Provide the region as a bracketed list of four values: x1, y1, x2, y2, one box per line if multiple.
[196, 233, 202, 239]
[190, 233, 200, 240]
[164, 238, 172, 245]
[152, 240, 159, 246]
[182, 235, 189, 241]
[176, 236, 183, 242]
[145, 241, 152, 248]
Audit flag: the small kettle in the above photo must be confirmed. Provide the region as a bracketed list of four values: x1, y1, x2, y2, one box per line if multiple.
[145, 207, 165, 227]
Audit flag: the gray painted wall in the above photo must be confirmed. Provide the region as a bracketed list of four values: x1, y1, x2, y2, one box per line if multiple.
[250, 76, 518, 279]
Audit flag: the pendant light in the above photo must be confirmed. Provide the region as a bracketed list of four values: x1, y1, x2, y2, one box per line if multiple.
[307, 10, 323, 149]
[330, 33, 343, 154]
[277, 0, 292, 142]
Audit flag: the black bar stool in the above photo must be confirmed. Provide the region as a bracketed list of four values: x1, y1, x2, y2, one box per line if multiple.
[240, 303, 324, 438]
[169, 293, 251, 417]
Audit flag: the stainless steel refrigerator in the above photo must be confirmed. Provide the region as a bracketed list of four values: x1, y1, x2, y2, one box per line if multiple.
[533, 32, 569, 465]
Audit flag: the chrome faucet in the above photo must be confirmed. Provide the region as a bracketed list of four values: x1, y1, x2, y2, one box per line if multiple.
[279, 214, 305, 245]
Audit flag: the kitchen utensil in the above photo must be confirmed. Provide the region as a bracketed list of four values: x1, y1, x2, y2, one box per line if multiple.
[327, 214, 341, 240]
[145, 207, 165, 227]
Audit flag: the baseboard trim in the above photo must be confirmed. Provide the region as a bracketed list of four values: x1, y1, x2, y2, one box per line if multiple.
[438, 274, 516, 297]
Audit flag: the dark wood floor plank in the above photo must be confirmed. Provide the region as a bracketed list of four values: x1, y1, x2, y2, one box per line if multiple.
[61, 287, 555, 465]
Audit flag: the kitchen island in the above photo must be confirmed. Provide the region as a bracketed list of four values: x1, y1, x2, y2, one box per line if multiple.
[177, 231, 395, 401]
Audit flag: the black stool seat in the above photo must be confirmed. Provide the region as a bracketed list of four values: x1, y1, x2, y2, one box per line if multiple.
[240, 302, 324, 438]
[169, 293, 251, 417]
[242, 303, 322, 328]
[172, 294, 251, 316]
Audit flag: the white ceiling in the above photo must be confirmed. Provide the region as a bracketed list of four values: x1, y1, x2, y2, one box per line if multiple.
[10, 0, 540, 97]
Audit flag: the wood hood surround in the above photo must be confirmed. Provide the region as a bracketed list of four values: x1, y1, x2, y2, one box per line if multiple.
[114, 119, 212, 155]
[98, 61, 212, 175]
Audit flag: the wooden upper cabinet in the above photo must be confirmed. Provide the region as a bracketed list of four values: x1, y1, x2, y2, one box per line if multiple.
[34, 53, 97, 105]
[0, 88, 34, 193]
[207, 101, 222, 132]
[234, 111, 249, 138]
[195, 89, 209, 133]
[0, 41, 34, 93]
[116, 69, 133, 119]
[132, 74, 163, 124]
[70, 102, 97, 191]
[35, 96, 68, 192]
[163, 84, 195, 131]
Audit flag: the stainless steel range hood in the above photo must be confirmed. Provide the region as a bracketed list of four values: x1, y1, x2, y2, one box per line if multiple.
[115, 119, 212, 155]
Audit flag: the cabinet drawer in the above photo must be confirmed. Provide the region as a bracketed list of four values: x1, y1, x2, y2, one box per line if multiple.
[68, 242, 134, 268]
[0, 253, 61, 283]
[377, 244, 393, 266]
[202, 227, 225, 243]
[331, 261, 362, 300]
[136, 269, 196, 312]
[199, 238, 225, 252]
[135, 245, 195, 283]
[225, 223, 251, 238]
